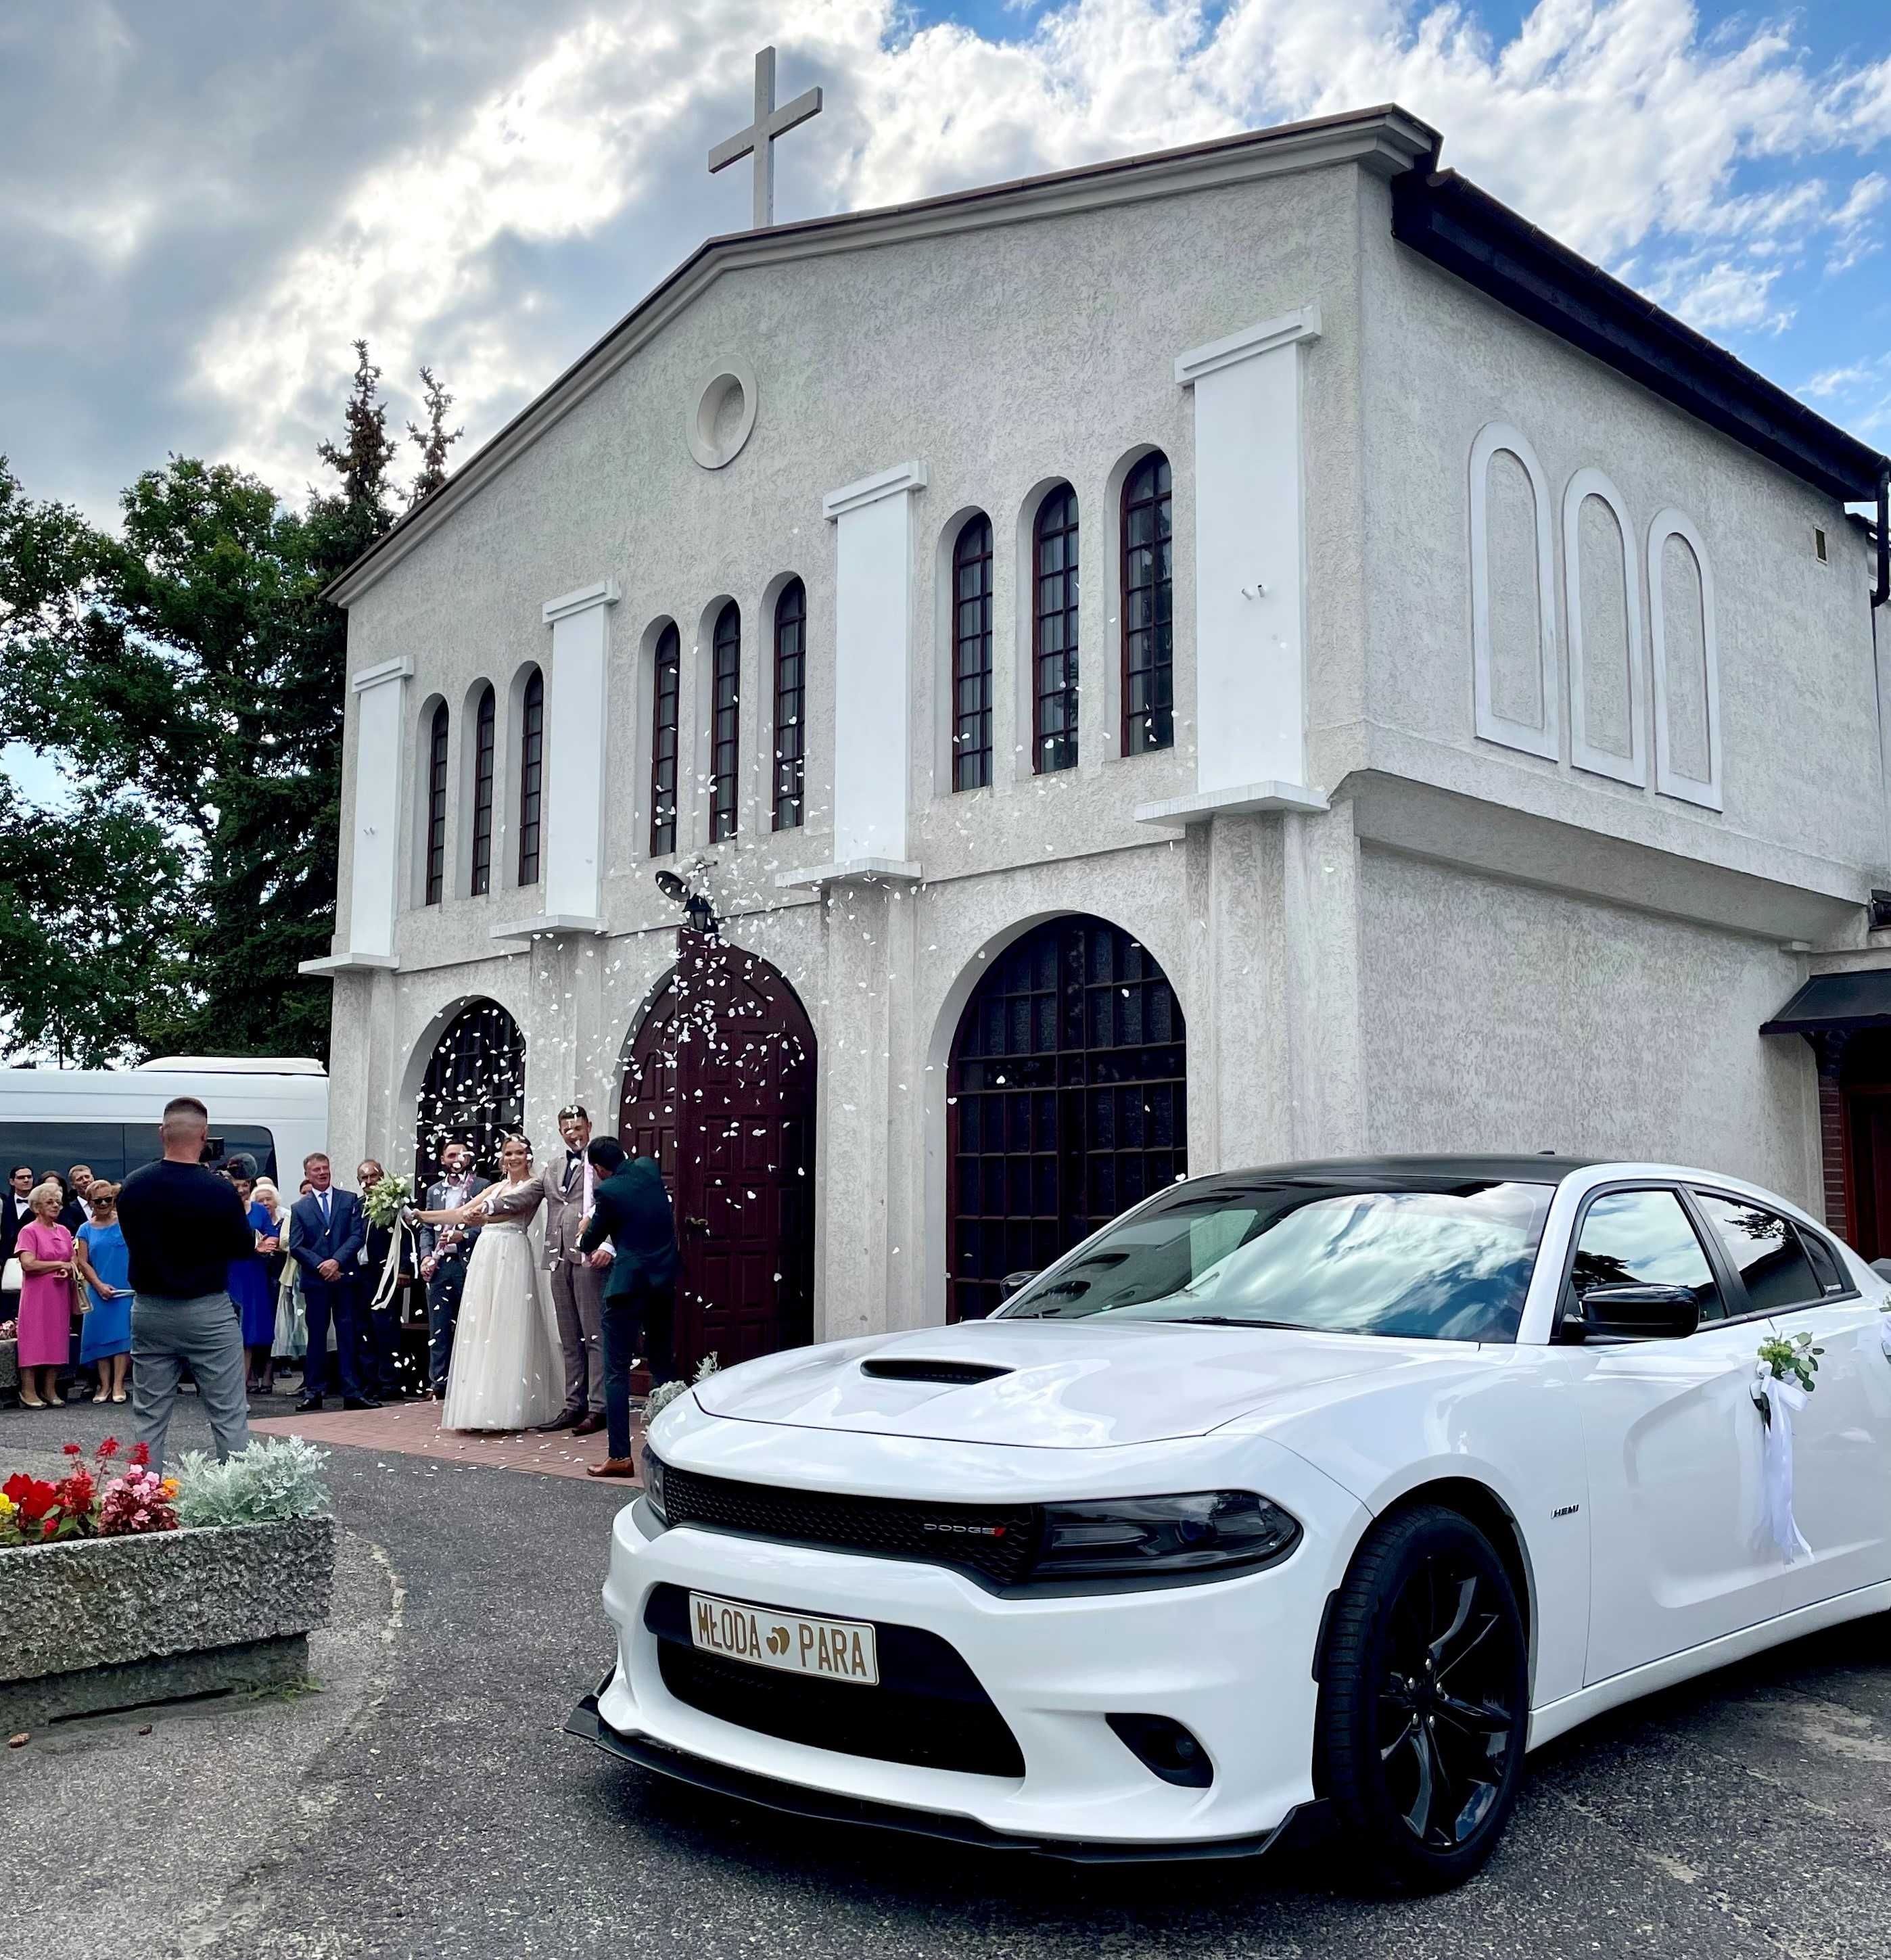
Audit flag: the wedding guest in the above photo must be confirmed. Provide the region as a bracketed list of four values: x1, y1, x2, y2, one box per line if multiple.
[1, 1163, 32, 1326]
[252, 1178, 291, 1394]
[58, 1165, 95, 1234]
[227, 1169, 275, 1396]
[535, 1105, 607, 1435]
[73, 1181, 132, 1403]
[356, 1160, 415, 1401]
[289, 1153, 375, 1412]
[578, 1140, 680, 1479]
[14, 1180, 76, 1408]
[115, 1096, 254, 1470]
[417, 1142, 480, 1400]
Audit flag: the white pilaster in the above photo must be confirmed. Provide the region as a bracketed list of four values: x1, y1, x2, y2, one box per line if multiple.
[337, 656, 413, 963]
[542, 579, 619, 923]
[823, 462, 927, 867]
[1140, 308, 1322, 829]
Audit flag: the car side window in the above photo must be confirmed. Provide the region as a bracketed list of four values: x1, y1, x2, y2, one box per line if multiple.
[1692, 1194, 1824, 1315]
[1570, 1188, 1723, 1323]
[1798, 1228, 1848, 1298]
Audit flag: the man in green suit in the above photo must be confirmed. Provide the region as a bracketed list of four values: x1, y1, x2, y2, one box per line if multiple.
[578, 1137, 680, 1478]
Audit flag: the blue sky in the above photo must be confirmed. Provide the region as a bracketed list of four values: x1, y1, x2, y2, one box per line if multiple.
[3, 1, 1890, 803]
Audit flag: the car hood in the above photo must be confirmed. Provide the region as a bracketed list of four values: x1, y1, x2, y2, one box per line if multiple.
[688, 1319, 1452, 1448]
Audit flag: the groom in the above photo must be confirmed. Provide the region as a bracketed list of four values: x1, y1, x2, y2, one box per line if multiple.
[534, 1104, 607, 1435]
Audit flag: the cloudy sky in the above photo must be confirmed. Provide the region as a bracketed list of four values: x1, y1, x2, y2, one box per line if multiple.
[2, 0, 1889, 528]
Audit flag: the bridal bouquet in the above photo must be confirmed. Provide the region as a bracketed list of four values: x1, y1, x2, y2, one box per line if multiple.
[362, 1173, 414, 1231]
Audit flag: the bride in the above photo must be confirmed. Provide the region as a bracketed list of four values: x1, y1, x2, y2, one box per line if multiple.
[414, 1134, 564, 1432]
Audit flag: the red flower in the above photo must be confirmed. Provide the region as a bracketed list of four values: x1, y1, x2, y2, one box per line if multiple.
[129, 1442, 150, 1468]
[62, 1443, 81, 1457]
[95, 1437, 120, 1461]
[2, 1475, 57, 1522]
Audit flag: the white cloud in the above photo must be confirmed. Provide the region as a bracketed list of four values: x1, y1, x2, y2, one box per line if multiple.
[124, 1, 1891, 500]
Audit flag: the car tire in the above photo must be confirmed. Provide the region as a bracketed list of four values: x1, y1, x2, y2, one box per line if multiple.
[1315, 1503, 1529, 1893]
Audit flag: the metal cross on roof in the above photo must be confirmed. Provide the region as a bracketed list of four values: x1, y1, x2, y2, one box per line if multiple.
[707, 45, 822, 231]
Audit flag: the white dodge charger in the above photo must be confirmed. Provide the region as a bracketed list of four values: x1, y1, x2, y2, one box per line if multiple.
[567, 1156, 1891, 1890]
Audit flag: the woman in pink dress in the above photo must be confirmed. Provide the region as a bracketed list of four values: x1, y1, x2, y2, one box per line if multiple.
[15, 1180, 76, 1409]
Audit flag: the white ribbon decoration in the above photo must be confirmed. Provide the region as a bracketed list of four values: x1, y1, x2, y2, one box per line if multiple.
[367, 1215, 411, 1311]
[1751, 1361, 1812, 1565]
[1880, 1314, 1891, 1363]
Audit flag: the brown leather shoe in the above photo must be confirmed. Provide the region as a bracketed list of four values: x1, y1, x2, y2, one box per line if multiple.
[587, 1457, 637, 1478]
[571, 1412, 605, 1437]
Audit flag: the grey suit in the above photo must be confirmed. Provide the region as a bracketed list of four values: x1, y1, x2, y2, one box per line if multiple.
[538, 1149, 606, 1416]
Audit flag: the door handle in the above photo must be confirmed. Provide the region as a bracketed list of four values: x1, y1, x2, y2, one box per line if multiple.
[684, 1215, 709, 1236]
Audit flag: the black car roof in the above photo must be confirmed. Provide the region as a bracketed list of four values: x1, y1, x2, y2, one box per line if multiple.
[1198, 1154, 1596, 1188]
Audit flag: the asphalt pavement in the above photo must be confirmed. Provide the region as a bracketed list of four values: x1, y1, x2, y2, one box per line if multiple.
[5, 1392, 1891, 1960]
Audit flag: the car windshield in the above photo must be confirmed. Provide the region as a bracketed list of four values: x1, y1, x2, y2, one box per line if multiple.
[996, 1177, 1555, 1343]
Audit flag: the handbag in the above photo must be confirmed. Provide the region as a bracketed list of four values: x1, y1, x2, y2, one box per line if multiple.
[1, 1257, 20, 1294]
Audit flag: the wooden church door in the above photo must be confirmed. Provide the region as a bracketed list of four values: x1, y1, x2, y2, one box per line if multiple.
[618, 932, 818, 1373]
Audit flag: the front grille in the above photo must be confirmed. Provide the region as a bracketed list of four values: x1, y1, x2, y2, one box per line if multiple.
[659, 1462, 1037, 1587]
[647, 1587, 1024, 1777]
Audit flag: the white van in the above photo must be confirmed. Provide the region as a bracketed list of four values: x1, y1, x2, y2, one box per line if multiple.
[0, 1057, 328, 1189]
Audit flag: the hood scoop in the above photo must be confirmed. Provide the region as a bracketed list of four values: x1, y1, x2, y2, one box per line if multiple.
[858, 1357, 1014, 1387]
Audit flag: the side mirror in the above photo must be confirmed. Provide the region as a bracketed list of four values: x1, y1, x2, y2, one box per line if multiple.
[1572, 1282, 1700, 1341]
[999, 1270, 1040, 1301]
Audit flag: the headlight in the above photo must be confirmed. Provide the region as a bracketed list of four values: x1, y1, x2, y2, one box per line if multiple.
[1027, 1491, 1299, 1583]
[642, 1447, 668, 1526]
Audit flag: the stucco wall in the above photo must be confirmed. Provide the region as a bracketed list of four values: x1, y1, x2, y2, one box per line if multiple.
[332, 160, 1370, 961]
[1359, 845, 1819, 1206]
[1355, 172, 1885, 885]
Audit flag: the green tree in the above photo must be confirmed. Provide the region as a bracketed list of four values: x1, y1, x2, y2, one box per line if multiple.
[0, 342, 414, 1065]
[406, 365, 463, 507]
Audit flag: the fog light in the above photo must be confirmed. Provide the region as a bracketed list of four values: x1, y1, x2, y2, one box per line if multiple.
[1106, 1712, 1213, 1788]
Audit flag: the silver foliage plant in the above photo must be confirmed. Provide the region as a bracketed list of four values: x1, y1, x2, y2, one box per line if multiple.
[645, 1353, 719, 1424]
[174, 1437, 333, 1528]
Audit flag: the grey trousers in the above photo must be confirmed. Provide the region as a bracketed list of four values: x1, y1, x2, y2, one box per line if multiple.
[132, 1290, 252, 1472]
[546, 1251, 605, 1415]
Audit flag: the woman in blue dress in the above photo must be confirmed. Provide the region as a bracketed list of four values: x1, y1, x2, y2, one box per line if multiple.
[73, 1182, 132, 1403]
[227, 1169, 277, 1396]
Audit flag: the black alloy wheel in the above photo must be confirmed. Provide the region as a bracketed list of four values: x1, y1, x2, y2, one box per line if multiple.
[1315, 1505, 1528, 1892]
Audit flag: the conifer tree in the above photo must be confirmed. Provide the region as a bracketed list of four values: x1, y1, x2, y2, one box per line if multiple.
[406, 366, 463, 508]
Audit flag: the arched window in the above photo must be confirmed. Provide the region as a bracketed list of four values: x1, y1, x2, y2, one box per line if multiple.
[952, 515, 994, 791]
[649, 623, 680, 857]
[709, 602, 741, 843]
[517, 666, 544, 886]
[772, 580, 806, 831]
[469, 684, 496, 896]
[1033, 486, 1079, 773]
[423, 701, 449, 905]
[414, 999, 526, 1185]
[1121, 453, 1173, 754]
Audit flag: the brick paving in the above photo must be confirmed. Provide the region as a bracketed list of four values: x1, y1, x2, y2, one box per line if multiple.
[250, 1396, 644, 1482]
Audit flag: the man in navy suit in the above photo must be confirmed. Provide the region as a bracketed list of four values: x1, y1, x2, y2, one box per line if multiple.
[289, 1152, 377, 1411]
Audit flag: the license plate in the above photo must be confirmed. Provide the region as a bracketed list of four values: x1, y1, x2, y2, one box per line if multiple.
[688, 1591, 880, 1687]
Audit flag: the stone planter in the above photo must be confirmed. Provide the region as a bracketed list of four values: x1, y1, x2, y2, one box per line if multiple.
[0, 1337, 17, 1403]
[0, 1516, 336, 1728]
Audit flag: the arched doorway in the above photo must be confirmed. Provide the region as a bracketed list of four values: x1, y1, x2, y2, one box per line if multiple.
[620, 932, 817, 1372]
[948, 914, 1186, 1320]
[413, 1000, 526, 1185]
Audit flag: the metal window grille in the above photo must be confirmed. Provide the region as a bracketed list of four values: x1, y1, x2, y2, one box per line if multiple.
[952, 515, 994, 791]
[423, 701, 449, 904]
[649, 624, 680, 857]
[709, 603, 741, 843]
[517, 667, 544, 886]
[1121, 454, 1173, 754]
[772, 580, 806, 831]
[469, 685, 495, 895]
[1033, 487, 1079, 774]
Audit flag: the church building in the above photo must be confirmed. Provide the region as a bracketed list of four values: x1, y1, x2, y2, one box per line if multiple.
[305, 101, 1891, 1370]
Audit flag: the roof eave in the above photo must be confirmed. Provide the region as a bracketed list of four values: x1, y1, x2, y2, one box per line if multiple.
[1391, 168, 1890, 505]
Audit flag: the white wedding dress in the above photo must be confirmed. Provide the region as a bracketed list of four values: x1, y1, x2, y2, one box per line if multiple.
[439, 1179, 565, 1432]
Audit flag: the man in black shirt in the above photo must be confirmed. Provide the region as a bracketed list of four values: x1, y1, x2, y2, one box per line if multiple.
[115, 1096, 255, 1470]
